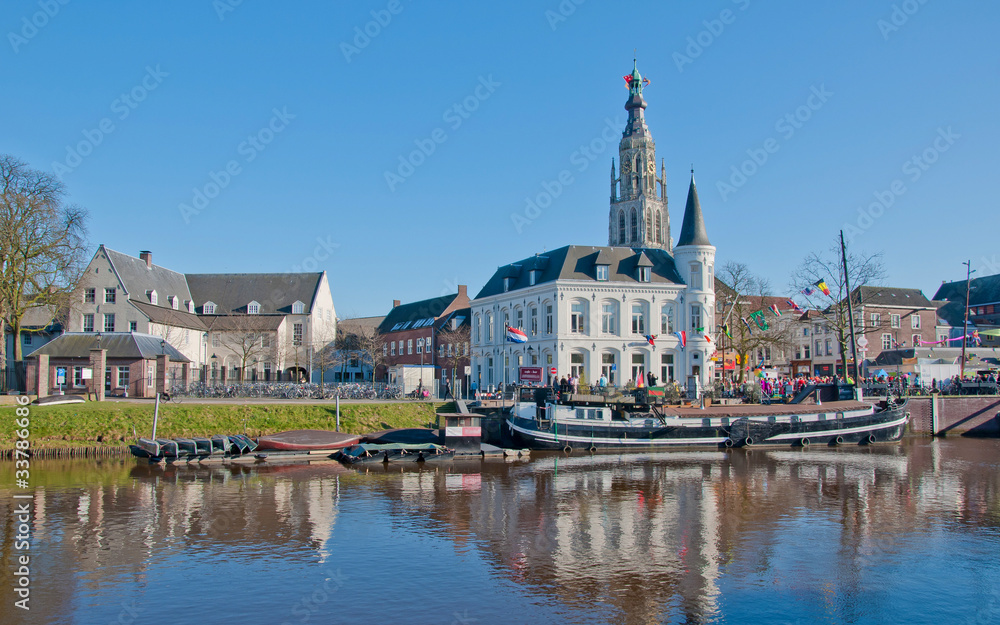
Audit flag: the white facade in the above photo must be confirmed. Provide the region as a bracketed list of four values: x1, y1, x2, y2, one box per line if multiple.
[470, 250, 715, 391]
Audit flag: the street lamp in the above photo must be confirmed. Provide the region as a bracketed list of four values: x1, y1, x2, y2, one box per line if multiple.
[211, 353, 218, 383]
[961, 260, 976, 379]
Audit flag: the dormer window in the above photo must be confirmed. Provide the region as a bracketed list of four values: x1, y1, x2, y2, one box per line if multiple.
[248, 301, 260, 315]
[639, 267, 651, 282]
[596, 265, 609, 281]
[168, 295, 178, 310]
[503, 277, 514, 292]
[292, 301, 305, 315]
[529, 270, 538, 286]
[147, 290, 158, 305]
[203, 301, 216, 315]
[186, 300, 194, 313]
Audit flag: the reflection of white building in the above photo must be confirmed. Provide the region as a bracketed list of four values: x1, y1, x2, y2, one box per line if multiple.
[469, 62, 715, 390]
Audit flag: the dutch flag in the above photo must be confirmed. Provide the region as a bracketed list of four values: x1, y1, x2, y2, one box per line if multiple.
[506, 326, 527, 343]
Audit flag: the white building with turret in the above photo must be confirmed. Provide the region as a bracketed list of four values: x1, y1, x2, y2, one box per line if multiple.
[470, 62, 715, 391]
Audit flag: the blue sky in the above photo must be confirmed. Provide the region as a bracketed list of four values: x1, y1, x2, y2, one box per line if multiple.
[3, 0, 997, 317]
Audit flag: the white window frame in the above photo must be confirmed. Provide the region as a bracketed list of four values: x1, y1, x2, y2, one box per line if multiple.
[881, 333, 893, 350]
[416, 338, 423, 354]
[292, 301, 305, 315]
[105, 287, 116, 304]
[204, 302, 216, 315]
[83, 314, 95, 332]
[890, 314, 900, 328]
[103, 313, 115, 332]
[911, 315, 921, 329]
[84, 288, 96, 303]
[596, 265, 609, 281]
[601, 302, 617, 335]
[248, 301, 260, 315]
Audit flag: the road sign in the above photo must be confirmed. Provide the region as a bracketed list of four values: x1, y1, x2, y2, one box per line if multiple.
[81, 368, 93, 380]
[857, 336, 869, 348]
[56, 367, 66, 384]
[549, 367, 557, 375]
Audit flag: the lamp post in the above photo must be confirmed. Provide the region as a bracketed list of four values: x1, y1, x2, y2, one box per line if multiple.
[960, 260, 975, 379]
[211, 353, 218, 383]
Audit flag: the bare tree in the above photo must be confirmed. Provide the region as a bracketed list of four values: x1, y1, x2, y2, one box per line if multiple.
[310, 321, 341, 393]
[206, 315, 274, 382]
[790, 237, 887, 381]
[437, 324, 471, 397]
[0, 155, 88, 362]
[717, 262, 795, 383]
[354, 325, 388, 385]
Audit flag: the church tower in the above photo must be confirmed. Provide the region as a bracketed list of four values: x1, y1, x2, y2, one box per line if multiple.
[608, 60, 670, 252]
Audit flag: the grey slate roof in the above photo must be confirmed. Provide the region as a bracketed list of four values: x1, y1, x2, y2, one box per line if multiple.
[855, 286, 933, 308]
[934, 273, 1000, 307]
[186, 273, 322, 314]
[676, 176, 711, 247]
[474, 245, 684, 299]
[130, 301, 207, 330]
[26, 332, 190, 362]
[379, 294, 458, 334]
[103, 247, 192, 304]
[202, 315, 285, 332]
[436, 308, 471, 334]
[933, 300, 964, 327]
[338, 316, 384, 337]
[17, 305, 63, 330]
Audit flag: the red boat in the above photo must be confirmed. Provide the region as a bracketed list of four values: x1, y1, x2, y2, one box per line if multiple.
[255, 430, 362, 451]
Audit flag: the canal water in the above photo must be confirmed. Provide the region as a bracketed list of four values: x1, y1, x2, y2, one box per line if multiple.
[2, 437, 999, 625]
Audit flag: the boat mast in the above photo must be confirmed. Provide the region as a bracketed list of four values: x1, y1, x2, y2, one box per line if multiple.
[840, 230, 860, 383]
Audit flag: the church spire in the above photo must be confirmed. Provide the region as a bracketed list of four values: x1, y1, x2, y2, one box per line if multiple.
[677, 173, 710, 247]
[622, 58, 650, 138]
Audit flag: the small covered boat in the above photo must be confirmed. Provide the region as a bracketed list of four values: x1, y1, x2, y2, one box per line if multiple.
[256, 429, 361, 452]
[335, 443, 454, 465]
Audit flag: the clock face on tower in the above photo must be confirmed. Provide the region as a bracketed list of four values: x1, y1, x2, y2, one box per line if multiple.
[622, 159, 631, 175]
[647, 160, 655, 176]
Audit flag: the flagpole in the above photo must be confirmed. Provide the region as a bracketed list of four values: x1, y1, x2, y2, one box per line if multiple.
[841, 230, 860, 384]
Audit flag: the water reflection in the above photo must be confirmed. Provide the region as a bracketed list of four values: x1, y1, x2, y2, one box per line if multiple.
[1, 439, 998, 624]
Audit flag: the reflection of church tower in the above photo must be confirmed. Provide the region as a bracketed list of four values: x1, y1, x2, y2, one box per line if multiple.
[609, 60, 670, 251]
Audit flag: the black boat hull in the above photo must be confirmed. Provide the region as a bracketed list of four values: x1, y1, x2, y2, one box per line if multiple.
[507, 404, 910, 451]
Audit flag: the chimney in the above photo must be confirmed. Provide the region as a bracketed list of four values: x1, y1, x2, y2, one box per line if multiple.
[393, 299, 401, 308]
[458, 284, 467, 299]
[139, 251, 152, 269]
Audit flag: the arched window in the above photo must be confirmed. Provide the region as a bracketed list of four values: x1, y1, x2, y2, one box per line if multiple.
[618, 210, 625, 244]
[655, 211, 662, 243]
[630, 209, 638, 242]
[633, 176, 638, 196]
[646, 211, 652, 241]
[635, 156, 641, 174]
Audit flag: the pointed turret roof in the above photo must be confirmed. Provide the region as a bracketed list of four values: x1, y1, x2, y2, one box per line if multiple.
[677, 174, 711, 247]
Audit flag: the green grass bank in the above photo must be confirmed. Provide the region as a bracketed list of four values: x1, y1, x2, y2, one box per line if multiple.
[0, 401, 451, 452]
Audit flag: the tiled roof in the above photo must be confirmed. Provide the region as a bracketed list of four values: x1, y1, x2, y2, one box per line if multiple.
[379, 294, 458, 334]
[130, 301, 207, 330]
[186, 273, 322, 314]
[854, 286, 933, 308]
[202, 315, 285, 332]
[26, 332, 191, 362]
[474, 245, 684, 299]
[103, 247, 192, 304]
[934, 273, 1000, 307]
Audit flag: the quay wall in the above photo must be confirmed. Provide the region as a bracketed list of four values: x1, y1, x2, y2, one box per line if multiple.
[905, 396, 1000, 437]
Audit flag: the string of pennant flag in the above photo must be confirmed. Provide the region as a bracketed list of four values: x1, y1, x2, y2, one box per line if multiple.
[730, 279, 832, 337]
